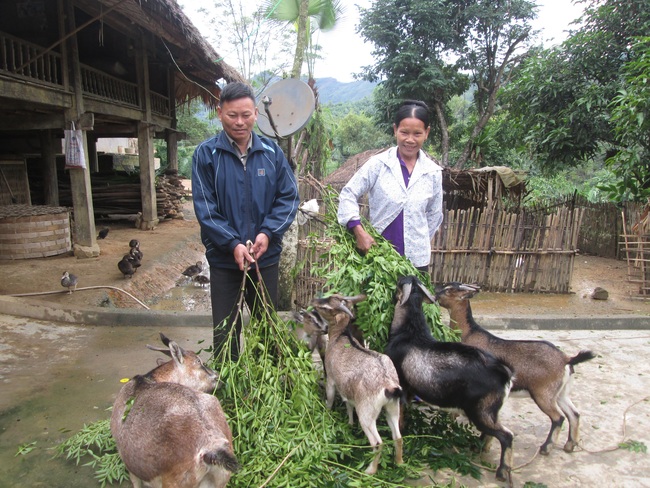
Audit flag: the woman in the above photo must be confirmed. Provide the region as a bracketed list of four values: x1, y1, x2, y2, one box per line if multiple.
[337, 100, 443, 272]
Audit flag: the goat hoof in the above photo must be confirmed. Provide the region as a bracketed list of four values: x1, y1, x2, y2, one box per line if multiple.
[540, 444, 553, 455]
[495, 467, 511, 485]
[564, 441, 577, 453]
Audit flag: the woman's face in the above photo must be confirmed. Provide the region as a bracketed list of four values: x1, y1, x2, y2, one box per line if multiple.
[393, 117, 430, 162]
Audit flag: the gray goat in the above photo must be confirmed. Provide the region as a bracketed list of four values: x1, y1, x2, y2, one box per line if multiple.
[387, 276, 515, 486]
[311, 293, 403, 475]
[435, 282, 595, 454]
[110, 333, 238, 488]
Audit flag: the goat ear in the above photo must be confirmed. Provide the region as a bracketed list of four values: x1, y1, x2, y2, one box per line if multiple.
[146, 343, 172, 356]
[169, 341, 185, 365]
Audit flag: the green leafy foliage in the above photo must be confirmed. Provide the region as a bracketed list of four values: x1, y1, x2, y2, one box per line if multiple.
[54, 419, 129, 486]
[311, 186, 458, 352]
[619, 440, 648, 453]
[604, 36, 650, 203]
[502, 0, 650, 177]
[358, 0, 535, 168]
[15, 441, 37, 456]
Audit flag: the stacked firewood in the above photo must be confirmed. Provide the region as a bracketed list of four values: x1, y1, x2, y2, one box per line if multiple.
[59, 170, 189, 220]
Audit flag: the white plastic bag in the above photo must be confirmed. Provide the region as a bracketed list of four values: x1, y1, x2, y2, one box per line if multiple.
[64, 122, 87, 170]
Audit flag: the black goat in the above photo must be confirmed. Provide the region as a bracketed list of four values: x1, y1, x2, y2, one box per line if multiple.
[386, 276, 515, 486]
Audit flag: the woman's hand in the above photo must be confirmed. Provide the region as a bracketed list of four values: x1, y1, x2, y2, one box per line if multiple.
[352, 225, 376, 254]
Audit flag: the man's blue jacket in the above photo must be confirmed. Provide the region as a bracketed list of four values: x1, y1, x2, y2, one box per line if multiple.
[191, 131, 299, 270]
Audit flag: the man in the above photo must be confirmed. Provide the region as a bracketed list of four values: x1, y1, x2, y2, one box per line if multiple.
[192, 82, 299, 360]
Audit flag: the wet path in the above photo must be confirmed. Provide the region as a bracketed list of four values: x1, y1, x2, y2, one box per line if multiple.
[2, 314, 650, 487]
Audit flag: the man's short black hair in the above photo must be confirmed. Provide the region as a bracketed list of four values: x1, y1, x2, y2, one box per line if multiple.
[219, 82, 256, 106]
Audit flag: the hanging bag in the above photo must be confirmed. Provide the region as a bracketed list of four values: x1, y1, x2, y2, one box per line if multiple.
[64, 121, 87, 170]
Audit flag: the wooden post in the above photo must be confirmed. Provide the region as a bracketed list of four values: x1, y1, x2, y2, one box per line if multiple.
[87, 134, 99, 173]
[166, 129, 178, 171]
[63, 0, 98, 257]
[138, 121, 159, 229]
[40, 129, 59, 206]
[134, 36, 158, 230]
[166, 67, 178, 171]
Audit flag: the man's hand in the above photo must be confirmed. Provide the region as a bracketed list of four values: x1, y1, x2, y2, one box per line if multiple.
[233, 243, 255, 271]
[352, 225, 375, 254]
[251, 233, 269, 260]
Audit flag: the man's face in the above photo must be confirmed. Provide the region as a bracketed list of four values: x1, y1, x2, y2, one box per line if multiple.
[217, 97, 258, 147]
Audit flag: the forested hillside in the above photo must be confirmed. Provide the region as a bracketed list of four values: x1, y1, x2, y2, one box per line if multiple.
[314, 77, 376, 104]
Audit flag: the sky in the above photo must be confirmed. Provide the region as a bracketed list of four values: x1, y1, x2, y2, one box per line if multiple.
[180, 0, 586, 83]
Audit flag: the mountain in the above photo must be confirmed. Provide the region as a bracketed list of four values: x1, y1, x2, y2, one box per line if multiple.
[313, 77, 377, 105]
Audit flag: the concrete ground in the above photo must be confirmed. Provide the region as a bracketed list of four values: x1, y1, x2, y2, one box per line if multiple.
[0, 315, 648, 487]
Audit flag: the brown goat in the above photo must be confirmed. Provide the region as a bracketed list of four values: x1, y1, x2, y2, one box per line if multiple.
[110, 333, 238, 488]
[311, 293, 403, 475]
[435, 282, 595, 455]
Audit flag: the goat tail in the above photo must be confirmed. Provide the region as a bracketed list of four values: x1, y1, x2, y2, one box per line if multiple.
[203, 446, 240, 473]
[569, 350, 596, 366]
[384, 386, 403, 400]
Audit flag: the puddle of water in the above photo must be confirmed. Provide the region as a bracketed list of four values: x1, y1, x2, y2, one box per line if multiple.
[150, 279, 212, 312]
[0, 319, 210, 487]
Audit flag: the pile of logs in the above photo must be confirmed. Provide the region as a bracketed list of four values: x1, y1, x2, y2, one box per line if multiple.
[59, 170, 189, 220]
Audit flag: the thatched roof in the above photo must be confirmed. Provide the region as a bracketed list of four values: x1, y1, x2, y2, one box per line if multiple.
[97, 0, 244, 108]
[324, 149, 527, 206]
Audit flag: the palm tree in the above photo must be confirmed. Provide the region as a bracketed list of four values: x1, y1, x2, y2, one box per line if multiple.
[265, 0, 345, 79]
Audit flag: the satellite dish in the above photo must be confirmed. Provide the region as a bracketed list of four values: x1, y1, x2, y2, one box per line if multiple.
[256, 79, 315, 138]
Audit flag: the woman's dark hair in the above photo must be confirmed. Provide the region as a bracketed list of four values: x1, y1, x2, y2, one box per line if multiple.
[219, 82, 256, 106]
[393, 100, 430, 128]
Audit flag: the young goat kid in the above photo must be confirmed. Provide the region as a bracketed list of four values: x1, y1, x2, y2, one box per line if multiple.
[311, 293, 403, 475]
[111, 333, 238, 488]
[435, 282, 595, 455]
[387, 276, 515, 486]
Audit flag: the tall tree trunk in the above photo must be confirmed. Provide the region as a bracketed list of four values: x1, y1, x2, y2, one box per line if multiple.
[291, 0, 309, 78]
[432, 100, 449, 167]
[280, 0, 310, 310]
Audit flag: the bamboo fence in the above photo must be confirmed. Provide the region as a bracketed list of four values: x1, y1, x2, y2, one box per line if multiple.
[430, 205, 583, 293]
[294, 202, 584, 308]
[620, 204, 650, 296]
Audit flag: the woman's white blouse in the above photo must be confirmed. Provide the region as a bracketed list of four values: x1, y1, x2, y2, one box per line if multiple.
[337, 147, 443, 268]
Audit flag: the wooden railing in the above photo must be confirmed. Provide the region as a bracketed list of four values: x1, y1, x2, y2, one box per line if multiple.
[0, 31, 62, 86]
[151, 91, 170, 116]
[80, 65, 139, 107]
[1, 31, 170, 116]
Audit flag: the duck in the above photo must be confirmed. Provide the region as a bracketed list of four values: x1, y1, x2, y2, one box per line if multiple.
[97, 227, 110, 239]
[193, 274, 210, 288]
[118, 255, 135, 279]
[129, 239, 143, 262]
[128, 246, 142, 270]
[61, 271, 78, 293]
[182, 261, 203, 278]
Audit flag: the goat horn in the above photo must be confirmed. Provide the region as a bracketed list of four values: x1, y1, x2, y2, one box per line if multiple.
[337, 301, 355, 318]
[417, 282, 437, 303]
[399, 282, 413, 306]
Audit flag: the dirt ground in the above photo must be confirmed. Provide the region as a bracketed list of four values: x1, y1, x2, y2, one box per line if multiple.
[2, 207, 650, 318]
